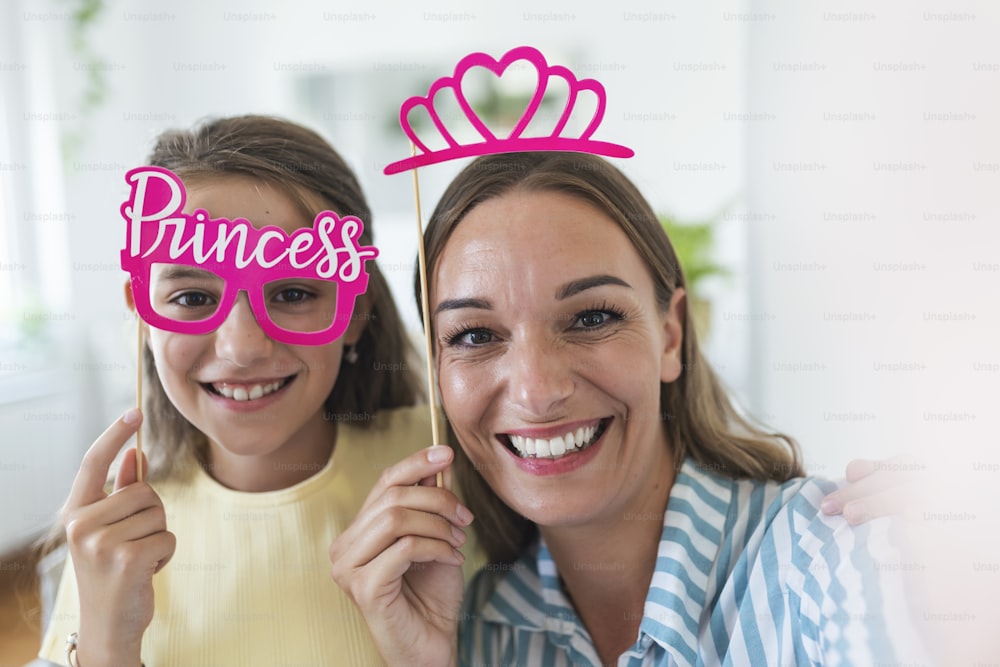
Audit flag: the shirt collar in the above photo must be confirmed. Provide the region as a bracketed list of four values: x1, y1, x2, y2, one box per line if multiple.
[478, 459, 735, 666]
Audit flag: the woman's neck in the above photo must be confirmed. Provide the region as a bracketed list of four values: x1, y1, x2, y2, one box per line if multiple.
[541, 454, 675, 665]
[205, 416, 336, 492]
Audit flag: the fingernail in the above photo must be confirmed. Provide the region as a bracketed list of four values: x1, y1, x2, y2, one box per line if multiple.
[455, 504, 474, 525]
[427, 445, 450, 463]
[820, 498, 840, 515]
[451, 525, 466, 544]
[844, 503, 866, 525]
[123, 408, 141, 424]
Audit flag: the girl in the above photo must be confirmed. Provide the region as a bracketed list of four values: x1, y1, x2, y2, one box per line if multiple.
[330, 152, 927, 666]
[36, 115, 433, 666]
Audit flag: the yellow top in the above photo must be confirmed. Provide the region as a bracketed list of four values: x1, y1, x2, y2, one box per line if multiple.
[40, 406, 464, 666]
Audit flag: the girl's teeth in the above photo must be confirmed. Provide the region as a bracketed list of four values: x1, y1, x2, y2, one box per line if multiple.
[214, 381, 283, 402]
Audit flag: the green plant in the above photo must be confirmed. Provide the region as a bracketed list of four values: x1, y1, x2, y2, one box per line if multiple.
[659, 214, 730, 338]
[659, 214, 730, 300]
[62, 0, 109, 156]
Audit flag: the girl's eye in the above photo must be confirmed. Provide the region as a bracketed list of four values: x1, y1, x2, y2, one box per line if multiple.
[173, 292, 215, 308]
[275, 288, 311, 303]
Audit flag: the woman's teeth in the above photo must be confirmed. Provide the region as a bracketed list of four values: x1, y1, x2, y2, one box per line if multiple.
[508, 424, 600, 459]
[213, 381, 284, 401]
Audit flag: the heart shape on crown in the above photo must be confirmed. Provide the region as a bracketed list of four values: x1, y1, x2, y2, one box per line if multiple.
[384, 45, 635, 174]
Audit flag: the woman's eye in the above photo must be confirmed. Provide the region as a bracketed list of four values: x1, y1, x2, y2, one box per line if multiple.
[173, 292, 215, 308]
[451, 329, 493, 346]
[577, 311, 610, 328]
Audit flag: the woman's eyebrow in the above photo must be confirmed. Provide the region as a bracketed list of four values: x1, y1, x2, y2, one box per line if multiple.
[556, 274, 632, 300]
[434, 297, 493, 315]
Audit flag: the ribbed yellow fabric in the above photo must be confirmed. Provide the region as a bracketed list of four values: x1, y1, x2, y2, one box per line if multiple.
[40, 406, 442, 666]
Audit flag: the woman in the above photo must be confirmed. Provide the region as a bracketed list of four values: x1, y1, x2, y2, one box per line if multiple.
[330, 151, 926, 666]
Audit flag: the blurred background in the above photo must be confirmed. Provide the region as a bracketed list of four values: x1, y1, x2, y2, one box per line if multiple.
[0, 0, 997, 656]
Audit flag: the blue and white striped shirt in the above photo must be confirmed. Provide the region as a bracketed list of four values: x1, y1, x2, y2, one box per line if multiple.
[458, 458, 926, 666]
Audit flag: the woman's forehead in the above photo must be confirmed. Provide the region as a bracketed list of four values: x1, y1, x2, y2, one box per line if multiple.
[433, 190, 648, 299]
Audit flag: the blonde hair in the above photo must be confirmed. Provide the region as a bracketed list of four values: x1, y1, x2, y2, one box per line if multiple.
[420, 152, 803, 564]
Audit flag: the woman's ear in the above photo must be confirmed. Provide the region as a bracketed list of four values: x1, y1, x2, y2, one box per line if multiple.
[660, 288, 686, 384]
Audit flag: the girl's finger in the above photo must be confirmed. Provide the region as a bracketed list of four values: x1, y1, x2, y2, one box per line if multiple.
[65, 410, 143, 511]
[845, 458, 877, 483]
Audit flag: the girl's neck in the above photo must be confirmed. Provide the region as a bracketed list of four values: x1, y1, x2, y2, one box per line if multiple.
[541, 454, 675, 665]
[205, 416, 337, 492]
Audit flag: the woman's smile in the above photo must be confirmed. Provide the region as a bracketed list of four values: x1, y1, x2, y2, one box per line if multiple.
[432, 187, 685, 525]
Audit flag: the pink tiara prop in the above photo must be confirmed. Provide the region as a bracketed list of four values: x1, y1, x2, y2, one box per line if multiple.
[383, 45, 634, 174]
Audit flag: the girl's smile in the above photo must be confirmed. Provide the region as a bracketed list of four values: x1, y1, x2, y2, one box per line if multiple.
[141, 176, 365, 490]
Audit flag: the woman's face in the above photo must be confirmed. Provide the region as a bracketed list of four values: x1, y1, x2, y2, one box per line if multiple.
[140, 177, 360, 463]
[431, 189, 685, 527]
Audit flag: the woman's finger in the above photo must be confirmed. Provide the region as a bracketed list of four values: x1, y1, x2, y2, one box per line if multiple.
[334, 501, 469, 571]
[364, 446, 455, 508]
[346, 534, 464, 607]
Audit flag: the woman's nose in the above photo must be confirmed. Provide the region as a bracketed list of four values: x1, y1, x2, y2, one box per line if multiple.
[505, 338, 574, 418]
[213, 294, 273, 366]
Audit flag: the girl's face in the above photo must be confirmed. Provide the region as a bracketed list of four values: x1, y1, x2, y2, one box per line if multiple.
[431, 189, 685, 527]
[142, 177, 360, 464]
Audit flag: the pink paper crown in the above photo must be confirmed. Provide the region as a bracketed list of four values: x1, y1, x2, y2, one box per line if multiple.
[383, 46, 634, 175]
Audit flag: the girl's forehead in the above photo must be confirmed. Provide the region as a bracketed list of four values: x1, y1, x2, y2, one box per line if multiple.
[183, 176, 322, 234]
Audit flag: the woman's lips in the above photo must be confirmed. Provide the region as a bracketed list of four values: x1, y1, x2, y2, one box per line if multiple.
[499, 418, 610, 459]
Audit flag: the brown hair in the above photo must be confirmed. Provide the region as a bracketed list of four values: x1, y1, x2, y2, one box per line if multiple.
[35, 115, 422, 561]
[137, 115, 423, 479]
[419, 152, 803, 564]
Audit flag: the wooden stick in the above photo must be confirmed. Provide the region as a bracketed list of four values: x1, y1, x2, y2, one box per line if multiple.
[136, 316, 144, 482]
[411, 143, 445, 488]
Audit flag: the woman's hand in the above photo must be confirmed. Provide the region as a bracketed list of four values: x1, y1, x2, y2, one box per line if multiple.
[60, 409, 175, 667]
[822, 456, 923, 524]
[330, 445, 473, 667]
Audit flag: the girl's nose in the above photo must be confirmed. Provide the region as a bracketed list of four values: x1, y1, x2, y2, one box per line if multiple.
[213, 294, 273, 366]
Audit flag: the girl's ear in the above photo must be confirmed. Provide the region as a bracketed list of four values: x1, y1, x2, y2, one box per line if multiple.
[123, 279, 136, 310]
[660, 288, 686, 384]
[344, 293, 374, 346]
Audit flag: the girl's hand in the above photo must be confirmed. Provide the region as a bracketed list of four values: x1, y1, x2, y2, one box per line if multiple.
[821, 456, 922, 524]
[60, 409, 176, 667]
[329, 445, 472, 667]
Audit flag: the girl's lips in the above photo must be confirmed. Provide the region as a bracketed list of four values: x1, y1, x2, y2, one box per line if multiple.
[200, 376, 295, 409]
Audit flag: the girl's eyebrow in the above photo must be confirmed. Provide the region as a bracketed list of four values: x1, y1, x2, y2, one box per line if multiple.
[158, 266, 218, 280]
[556, 274, 632, 299]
